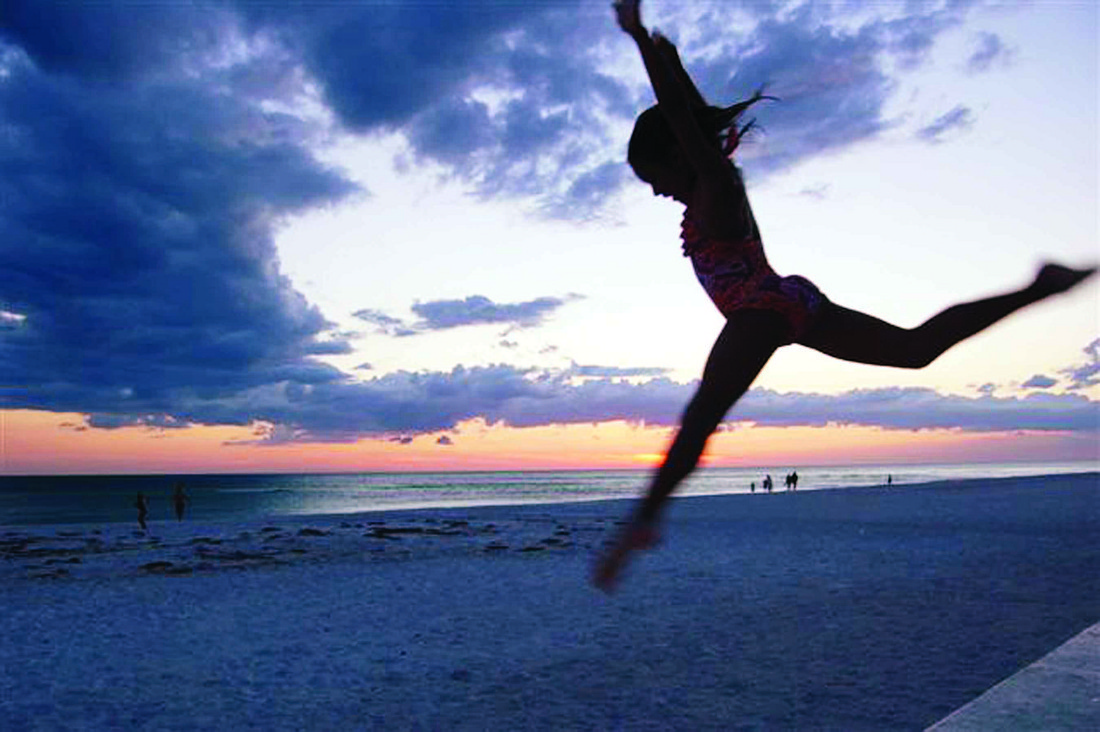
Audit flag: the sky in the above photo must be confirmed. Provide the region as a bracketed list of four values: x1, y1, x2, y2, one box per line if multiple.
[0, 0, 1097, 475]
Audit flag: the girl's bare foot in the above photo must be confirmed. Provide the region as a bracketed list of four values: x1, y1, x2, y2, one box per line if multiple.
[1029, 263, 1096, 300]
[593, 520, 659, 592]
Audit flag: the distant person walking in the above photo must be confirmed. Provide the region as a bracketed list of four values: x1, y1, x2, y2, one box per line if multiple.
[593, 0, 1095, 591]
[134, 492, 149, 532]
[172, 482, 189, 521]
[790, 471, 799, 491]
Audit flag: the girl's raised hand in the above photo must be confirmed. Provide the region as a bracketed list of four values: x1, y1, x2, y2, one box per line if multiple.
[613, 0, 644, 36]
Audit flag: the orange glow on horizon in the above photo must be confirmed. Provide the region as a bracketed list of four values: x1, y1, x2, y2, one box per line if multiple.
[1, 409, 1095, 475]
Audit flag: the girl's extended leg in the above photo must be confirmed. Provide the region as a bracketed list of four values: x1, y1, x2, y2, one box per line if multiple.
[593, 309, 787, 591]
[799, 264, 1095, 367]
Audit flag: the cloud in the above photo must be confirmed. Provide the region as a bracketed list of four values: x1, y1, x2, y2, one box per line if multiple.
[145, 364, 1098, 444]
[693, 11, 896, 176]
[966, 31, 1011, 74]
[237, 0, 633, 215]
[437, 435, 454, 446]
[916, 105, 974, 143]
[85, 414, 189, 431]
[353, 295, 581, 336]
[1061, 338, 1100, 391]
[736, 386, 1098, 433]
[1022, 374, 1058, 390]
[351, 309, 418, 337]
[412, 295, 581, 331]
[798, 184, 829, 200]
[0, 309, 26, 331]
[1, 2, 234, 80]
[14, 349, 1099, 444]
[3, 0, 1064, 447]
[0, 0, 1005, 236]
[0, 10, 360, 423]
[567, 364, 671, 379]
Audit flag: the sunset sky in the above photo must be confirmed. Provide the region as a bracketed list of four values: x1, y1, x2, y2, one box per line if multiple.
[1, 0, 1097, 475]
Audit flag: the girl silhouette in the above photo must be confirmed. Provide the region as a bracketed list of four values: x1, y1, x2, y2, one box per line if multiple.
[594, 0, 1094, 591]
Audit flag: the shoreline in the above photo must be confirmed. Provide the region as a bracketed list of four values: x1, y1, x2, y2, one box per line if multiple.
[3, 472, 1097, 585]
[3, 472, 1098, 730]
[3, 469, 1097, 532]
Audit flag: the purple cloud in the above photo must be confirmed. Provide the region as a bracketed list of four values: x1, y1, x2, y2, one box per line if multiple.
[917, 105, 974, 143]
[967, 32, 1011, 74]
[1062, 339, 1100, 391]
[1022, 375, 1058, 390]
[568, 364, 671, 379]
[353, 295, 582, 337]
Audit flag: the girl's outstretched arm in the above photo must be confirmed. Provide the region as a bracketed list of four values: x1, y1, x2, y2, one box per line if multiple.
[613, 1, 739, 207]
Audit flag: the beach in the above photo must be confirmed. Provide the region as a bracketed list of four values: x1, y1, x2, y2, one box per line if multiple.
[2, 472, 1097, 731]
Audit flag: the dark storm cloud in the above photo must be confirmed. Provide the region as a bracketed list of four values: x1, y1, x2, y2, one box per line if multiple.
[1, 4, 359, 421]
[1022, 375, 1058, 390]
[1, 1, 233, 80]
[237, 0, 630, 214]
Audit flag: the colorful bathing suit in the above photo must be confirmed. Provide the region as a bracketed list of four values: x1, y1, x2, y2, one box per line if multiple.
[681, 211, 826, 344]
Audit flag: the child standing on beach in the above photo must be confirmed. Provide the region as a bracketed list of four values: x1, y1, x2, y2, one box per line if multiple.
[173, 482, 189, 522]
[134, 492, 149, 532]
[594, 0, 1095, 591]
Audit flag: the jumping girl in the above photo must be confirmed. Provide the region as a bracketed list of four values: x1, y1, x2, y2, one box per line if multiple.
[594, 0, 1095, 591]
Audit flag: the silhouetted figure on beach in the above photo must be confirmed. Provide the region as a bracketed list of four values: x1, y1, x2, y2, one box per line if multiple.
[172, 482, 189, 521]
[764, 474, 773, 494]
[790, 471, 799, 491]
[593, 0, 1095, 591]
[887, 474, 893, 487]
[750, 481, 755, 493]
[134, 492, 149, 532]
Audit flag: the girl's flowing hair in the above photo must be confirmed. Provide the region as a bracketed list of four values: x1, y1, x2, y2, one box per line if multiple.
[627, 36, 775, 178]
[709, 88, 776, 155]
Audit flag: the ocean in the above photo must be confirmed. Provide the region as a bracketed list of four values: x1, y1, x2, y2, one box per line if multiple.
[1, 461, 1095, 527]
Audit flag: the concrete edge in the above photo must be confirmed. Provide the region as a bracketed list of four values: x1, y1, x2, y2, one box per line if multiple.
[925, 621, 1100, 731]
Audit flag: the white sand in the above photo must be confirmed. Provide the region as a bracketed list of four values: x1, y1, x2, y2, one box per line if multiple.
[3, 473, 1098, 730]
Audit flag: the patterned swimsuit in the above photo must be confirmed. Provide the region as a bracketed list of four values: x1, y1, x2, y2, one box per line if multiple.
[681, 211, 826, 344]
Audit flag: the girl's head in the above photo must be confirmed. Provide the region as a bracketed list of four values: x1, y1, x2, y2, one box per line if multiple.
[627, 91, 774, 201]
[627, 105, 694, 200]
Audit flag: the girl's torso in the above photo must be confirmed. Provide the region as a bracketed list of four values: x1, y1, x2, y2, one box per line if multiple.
[680, 207, 826, 343]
